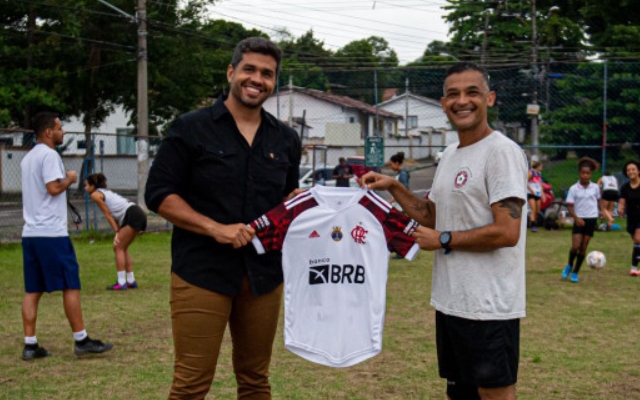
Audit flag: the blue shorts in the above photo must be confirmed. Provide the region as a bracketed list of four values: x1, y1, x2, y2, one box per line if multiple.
[22, 237, 82, 293]
[436, 311, 519, 391]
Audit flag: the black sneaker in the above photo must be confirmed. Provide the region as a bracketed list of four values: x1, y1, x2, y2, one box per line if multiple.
[22, 344, 51, 361]
[74, 337, 114, 356]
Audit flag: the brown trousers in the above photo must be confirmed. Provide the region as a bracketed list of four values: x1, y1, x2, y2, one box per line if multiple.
[168, 273, 283, 400]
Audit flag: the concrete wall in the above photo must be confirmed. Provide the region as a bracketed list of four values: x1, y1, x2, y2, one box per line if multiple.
[1, 146, 153, 193]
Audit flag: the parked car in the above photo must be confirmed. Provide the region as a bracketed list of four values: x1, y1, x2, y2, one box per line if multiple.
[299, 166, 359, 189]
[434, 146, 446, 166]
[345, 155, 379, 178]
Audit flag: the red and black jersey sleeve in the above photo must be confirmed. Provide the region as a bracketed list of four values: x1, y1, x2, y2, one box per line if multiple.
[359, 192, 419, 257]
[250, 191, 318, 253]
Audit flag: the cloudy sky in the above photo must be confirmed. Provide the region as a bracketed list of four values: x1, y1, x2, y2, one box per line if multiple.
[210, 0, 451, 65]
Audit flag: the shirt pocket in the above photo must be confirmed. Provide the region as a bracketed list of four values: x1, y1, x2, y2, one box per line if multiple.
[253, 149, 292, 191]
[192, 145, 239, 188]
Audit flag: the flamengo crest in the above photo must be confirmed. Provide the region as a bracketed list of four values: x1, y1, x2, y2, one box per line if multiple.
[351, 225, 368, 244]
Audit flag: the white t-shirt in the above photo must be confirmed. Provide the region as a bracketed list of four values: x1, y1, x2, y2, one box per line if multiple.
[600, 175, 619, 192]
[97, 188, 134, 225]
[21, 144, 69, 237]
[429, 131, 528, 320]
[566, 181, 601, 218]
[250, 186, 420, 368]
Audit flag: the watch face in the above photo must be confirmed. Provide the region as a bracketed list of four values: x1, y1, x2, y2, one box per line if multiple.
[440, 231, 451, 245]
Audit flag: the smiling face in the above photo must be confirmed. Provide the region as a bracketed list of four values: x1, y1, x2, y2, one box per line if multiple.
[226, 51, 277, 110]
[626, 163, 639, 181]
[441, 70, 495, 136]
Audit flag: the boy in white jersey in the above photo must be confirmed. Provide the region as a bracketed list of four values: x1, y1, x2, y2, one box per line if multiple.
[362, 62, 527, 400]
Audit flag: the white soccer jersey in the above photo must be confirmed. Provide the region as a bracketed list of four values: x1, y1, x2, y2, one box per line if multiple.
[566, 181, 600, 218]
[250, 186, 420, 368]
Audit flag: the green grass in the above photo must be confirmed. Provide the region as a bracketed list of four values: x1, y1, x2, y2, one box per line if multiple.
[1, 229, 640, 399]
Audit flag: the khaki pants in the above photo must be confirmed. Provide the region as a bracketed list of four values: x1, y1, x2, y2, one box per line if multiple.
[169, 273, 282, 400]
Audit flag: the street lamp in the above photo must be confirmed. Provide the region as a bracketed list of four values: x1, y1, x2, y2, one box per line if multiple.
[96, 0, 149, 210]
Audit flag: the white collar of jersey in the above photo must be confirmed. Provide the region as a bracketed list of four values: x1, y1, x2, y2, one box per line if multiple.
[310, 185, 368, 211]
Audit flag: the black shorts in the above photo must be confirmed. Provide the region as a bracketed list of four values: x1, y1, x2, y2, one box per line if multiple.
[436, 311, 520, 391]
[601, 190, 619, 202]
[572, 217, 597, 236]
[122, 205, 147, 232]
[527, 193, 541, 201]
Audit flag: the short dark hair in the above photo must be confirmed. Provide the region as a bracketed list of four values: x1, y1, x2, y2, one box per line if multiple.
[86, 173, 108, 189]
[444, 62, 491, 93]
[32, 112, 59, 137]
[231, 37, 282, 74]
[390, 152, 405, 164]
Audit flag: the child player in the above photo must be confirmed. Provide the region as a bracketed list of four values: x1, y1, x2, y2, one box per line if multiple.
[562, 157, 602, 283]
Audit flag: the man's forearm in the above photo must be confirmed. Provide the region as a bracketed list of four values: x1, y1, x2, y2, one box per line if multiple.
[389, 184, 435, 228]
[157, 194, 219, 237]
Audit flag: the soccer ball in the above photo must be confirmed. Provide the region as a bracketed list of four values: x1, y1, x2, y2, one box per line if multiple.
[586, 251, 606, 269]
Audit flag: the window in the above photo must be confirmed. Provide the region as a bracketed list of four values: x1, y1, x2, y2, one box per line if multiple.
[407, 116, 418, 128]
[77, 140, 87, 149]
[349, 117, 355, 123]
[116, 128, 135, 155]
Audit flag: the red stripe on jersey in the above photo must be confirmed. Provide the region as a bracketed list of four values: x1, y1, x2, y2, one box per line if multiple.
[251, 193, 319, 252]
[359, 194, 419, 257]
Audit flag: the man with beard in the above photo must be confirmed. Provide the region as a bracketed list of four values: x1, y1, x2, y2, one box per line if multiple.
[145, 37, 301, 399]
[20, 112, 113, 360]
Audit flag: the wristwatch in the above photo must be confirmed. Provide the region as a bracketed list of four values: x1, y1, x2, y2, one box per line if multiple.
[439, 231, 452, 254]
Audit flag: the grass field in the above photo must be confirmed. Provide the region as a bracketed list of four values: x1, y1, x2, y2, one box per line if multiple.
[1, 228, 640, 400]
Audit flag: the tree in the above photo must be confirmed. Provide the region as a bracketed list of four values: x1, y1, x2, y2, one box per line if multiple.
[277, 30, 332, 90]
[328, 36, 399, 104]
[0, 0, 70, 129]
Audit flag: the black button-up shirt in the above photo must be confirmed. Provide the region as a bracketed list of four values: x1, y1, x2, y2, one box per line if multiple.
[145, 97, 302, 296]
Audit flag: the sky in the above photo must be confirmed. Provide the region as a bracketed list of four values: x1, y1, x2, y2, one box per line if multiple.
[209, 0, 451, 65]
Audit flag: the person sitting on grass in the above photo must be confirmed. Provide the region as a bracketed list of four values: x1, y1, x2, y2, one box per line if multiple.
[562, 157, 602, 283]
[85, 173, 147, 290]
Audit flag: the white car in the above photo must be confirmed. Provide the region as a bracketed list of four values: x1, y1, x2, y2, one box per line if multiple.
[434, 146, 446, 166]
[299, 166, 359, 190]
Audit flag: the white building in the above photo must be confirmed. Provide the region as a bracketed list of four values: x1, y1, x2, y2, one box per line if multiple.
[376, 91, 450, 137]
[0, 105, 137, 156]
[263, 85, 403, 141]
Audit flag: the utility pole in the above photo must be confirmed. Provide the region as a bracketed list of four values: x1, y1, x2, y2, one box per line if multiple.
[288, 75, 293, 127]
[530, 0, 539, 158]
[405, 78, 412, 159]
[97, 0, 148, 209]
[136, 0, 149, 210]
[374, 69, 378, 137]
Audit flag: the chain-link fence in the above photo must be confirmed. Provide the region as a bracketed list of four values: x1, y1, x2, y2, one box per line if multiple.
[2, 61, 639, 242]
